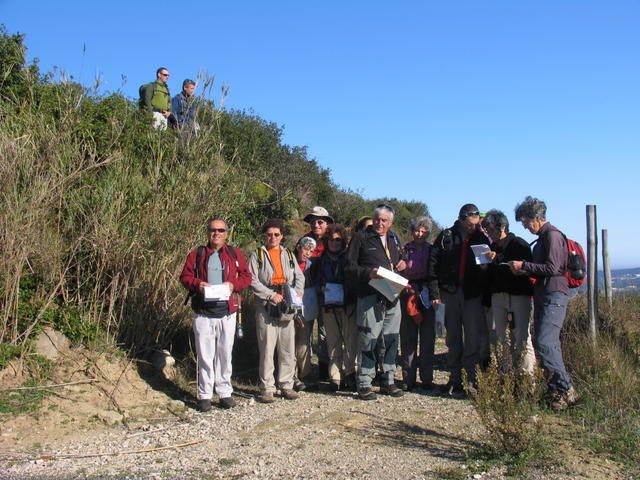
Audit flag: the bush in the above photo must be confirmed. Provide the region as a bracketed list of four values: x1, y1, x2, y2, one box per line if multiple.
[563, 294, 640, 472]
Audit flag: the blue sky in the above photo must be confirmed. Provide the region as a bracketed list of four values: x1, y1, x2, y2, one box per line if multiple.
[2, 1, 638, 268]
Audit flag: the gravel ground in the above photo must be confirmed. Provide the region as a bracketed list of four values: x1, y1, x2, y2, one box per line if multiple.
[3, 379, 509, 480]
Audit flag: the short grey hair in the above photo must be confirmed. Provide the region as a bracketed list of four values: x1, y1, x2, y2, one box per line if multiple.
[297, 236, 317, 250]
[373, 204, 395, 222]
[182, 79, 196, 89]
[410, 216, 432, 232]
[206, 216, 227, 227]
[482, 209, 509, 232]
[514, 196, 547, 222]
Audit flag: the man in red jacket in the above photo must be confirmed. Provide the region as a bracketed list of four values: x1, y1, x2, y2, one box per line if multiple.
[180, 217, 252, 412]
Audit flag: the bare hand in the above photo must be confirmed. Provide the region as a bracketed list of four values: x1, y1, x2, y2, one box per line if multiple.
[485, 251, 497, 262]
[369, 268, 381, 279]
[223, 282, 234, 294]
[271, 293, 284, 304]
[431, 299, 441, 306]
[508, 260, 524, 275]
[396, 260, 407, 272]
[198, 282, 213, 294]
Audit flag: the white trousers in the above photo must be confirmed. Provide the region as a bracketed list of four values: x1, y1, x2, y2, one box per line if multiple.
[152, 111, 168, 130]
[193, 312, 236, 399]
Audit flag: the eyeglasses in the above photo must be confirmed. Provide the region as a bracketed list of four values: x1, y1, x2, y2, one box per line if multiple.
[207, 228, 227, 233]
[266, 233, 282, 237]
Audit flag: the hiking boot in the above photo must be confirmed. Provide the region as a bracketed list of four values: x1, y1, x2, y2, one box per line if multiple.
[439, 381, 464, 395]
[420, 381, 434, 391]
[219, 396, 236, 409]
[328, 381, 340, 392]
[281, 389, 299, 400]
[358, 387, 377, 401]
[318, 362, 330, 381]
[379, 383, 405, 397]
[198, 399, 212, 413]
[345, 373, 357, 392]
[549, 391, 568, 411]
[549, 387, 577, 411]
[257, 392, 275, 404]
[293, 379, 306, 392]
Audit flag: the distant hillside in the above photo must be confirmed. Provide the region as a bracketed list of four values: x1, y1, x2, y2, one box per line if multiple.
[607, 267, 640, 294]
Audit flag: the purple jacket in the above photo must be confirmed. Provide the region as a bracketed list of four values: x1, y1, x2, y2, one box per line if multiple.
[403, 240, 431, 284]
[523, 223, 568, 295]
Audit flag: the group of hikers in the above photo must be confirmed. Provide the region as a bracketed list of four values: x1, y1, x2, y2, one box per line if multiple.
[179, 196, 579, 413]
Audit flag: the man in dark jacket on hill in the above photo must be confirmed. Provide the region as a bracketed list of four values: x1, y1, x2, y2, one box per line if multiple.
[427, 203, 490, 393]
[180, 217, 252, 412]
[345, 204, 406, 400]
[481, 209, 535, 373]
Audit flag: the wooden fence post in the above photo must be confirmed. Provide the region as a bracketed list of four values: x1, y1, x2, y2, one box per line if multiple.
[602, 229, 613, 309]
[586, 205, 598, 343]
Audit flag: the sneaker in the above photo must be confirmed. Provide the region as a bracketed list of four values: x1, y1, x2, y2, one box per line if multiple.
[281, 389, 299, 400]
[398, 381, 414, 392]
[358, 387, 377, 401]
[379, 383, 405, 397]
[198, 399, 212, 412]
[219, 396, 236, 409]
[294, 380, 306, 392]
[420, 381, 434, 391]
[565, 386, 578, 405]
[257, 392, 275, 404]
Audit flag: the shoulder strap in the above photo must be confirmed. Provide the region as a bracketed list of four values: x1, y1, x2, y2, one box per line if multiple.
[255, 247, 265, 269]
[226, 245, 239, 267]
[194, 246, 205, 279]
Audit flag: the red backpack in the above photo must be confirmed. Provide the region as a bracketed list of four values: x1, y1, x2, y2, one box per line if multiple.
[549, 227, 586, 288]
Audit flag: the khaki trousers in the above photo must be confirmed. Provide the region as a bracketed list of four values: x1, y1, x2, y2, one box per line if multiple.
[255, 302, 295, 393]
[322, 305, 358, 382]
[490, 292, 535, 373]
[294, 320, 314, 381]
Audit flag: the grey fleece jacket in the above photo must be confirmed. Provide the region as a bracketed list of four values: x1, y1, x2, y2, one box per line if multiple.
[248, 246, 304, 305]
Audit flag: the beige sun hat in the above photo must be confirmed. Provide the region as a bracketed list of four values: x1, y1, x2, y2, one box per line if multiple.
[303, 206, 334, 224]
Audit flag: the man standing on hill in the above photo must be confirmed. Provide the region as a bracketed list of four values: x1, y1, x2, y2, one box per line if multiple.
[139, 67, 172, 130]
[295, 206, 333, 387]
[171, 78, 199, 134]
[427, 203, 490, 394]
[345, 204, 407, 400]
[180, 217, 252, 412]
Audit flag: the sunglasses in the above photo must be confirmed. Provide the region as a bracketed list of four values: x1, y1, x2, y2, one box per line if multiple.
[462, 211, 480, 218]
[376, 203, 395, 214]
[208, 228, 227, 233]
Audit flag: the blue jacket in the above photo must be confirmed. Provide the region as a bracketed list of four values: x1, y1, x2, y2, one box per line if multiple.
[171, 92, 197, 126]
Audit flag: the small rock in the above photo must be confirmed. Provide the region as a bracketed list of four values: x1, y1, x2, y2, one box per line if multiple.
[33, 327, 70, 360]
[473, 474, 482, 479]
[96, 410, 123, 425]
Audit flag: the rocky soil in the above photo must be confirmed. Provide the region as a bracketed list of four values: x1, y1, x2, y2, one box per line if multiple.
[0, 334, 629, 480]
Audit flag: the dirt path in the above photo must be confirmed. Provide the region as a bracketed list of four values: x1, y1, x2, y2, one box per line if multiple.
[0, 347, 629, 479]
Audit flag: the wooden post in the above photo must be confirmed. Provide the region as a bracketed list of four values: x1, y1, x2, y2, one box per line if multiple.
[586, 205, 598, 342]
[602, 229, 613, 309]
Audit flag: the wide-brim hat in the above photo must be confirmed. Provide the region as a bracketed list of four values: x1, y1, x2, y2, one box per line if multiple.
[303, 206, 334, 224]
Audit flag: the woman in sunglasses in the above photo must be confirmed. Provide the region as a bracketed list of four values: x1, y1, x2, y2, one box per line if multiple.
[248, 219, 304, 403]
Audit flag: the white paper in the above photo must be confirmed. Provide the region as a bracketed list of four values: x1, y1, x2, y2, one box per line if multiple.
[286, 285, 303, 307]
[324, 282, 345, 305]
[470, 244, 492, 265]
[204, 284, 230, 301]
[368, 266, 409, 302]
